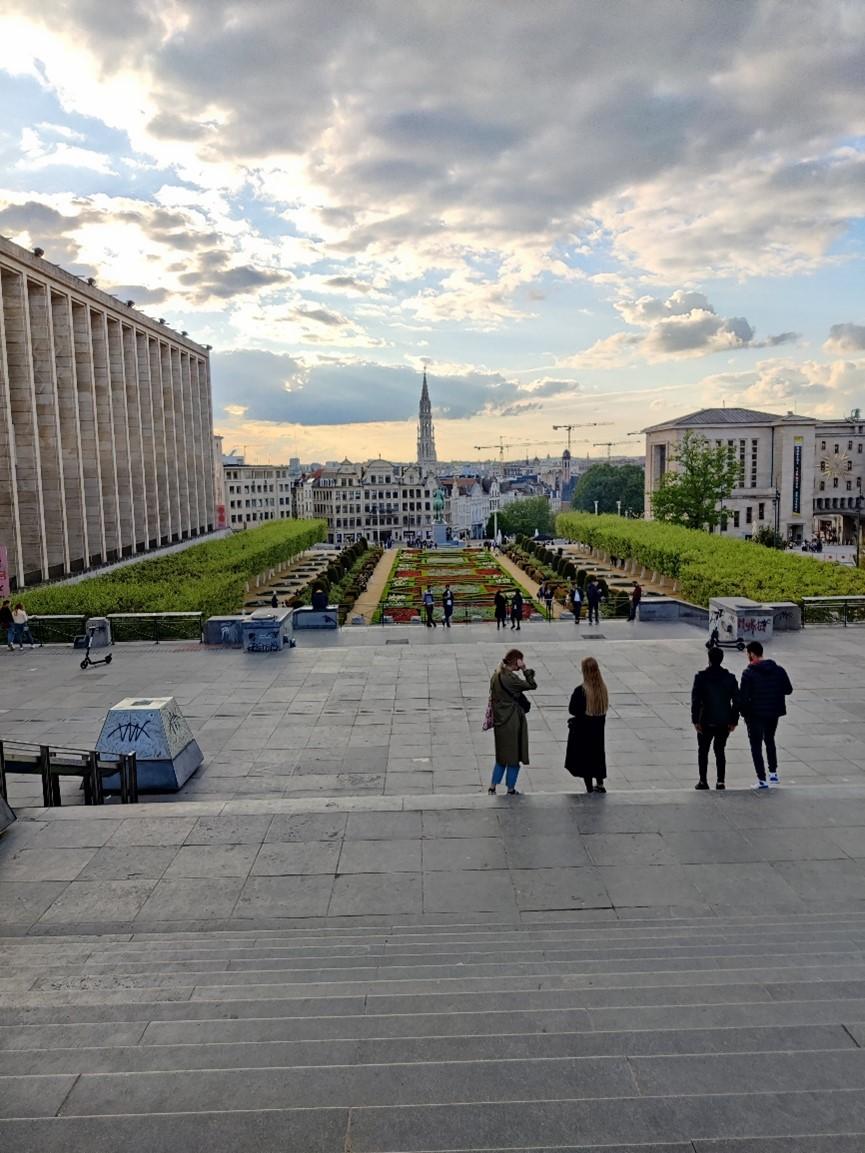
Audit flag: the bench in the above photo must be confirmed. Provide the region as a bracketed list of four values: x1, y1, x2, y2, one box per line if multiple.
[0, 741, 139, 807]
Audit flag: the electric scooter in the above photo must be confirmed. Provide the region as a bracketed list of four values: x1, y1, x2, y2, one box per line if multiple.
[706, 626, 746, 652]
[79, 627, 113, 670]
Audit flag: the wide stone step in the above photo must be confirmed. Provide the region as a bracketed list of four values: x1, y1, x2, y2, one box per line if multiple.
[0, 1022, 855, 1075]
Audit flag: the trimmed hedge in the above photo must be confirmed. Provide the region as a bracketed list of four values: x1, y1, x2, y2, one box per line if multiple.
[21, 520, 327, 619]
[556, 512, 865, 605]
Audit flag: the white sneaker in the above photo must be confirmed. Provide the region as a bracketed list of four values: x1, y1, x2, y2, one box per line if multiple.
[752, 779, 770, 791]
[768, 772, 779, 784]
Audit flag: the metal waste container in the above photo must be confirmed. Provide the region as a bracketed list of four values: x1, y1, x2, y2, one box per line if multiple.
[85, 616, 112, 648]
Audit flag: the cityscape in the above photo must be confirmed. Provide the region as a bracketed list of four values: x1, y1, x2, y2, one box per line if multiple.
[1, 4, 865, 1152]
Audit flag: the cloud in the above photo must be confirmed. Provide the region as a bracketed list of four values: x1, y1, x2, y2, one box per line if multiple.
[324, 276, 373, 294]
[824, 323, 865, 353]
[700, 357, 865, 417]
[567, 290, 796, 366]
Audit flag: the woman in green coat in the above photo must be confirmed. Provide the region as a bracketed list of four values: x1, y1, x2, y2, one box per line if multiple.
[488, 649, 538, 795]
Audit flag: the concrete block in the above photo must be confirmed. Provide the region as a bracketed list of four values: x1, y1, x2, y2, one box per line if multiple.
[96, 696, 203, 791]
[292, 607, 339, 630]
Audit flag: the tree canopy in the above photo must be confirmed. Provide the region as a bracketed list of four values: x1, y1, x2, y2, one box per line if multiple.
[571, 462, 645, 515]
[486, 495, 554, 538]
[650, 431, 740, 532]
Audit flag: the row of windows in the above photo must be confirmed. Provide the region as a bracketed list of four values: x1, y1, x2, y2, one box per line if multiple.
[818, 478, 862, 491]
[821, 440, 864, 452]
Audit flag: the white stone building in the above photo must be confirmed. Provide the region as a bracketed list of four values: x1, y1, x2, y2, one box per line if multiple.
[223, 458, 295, 526]
[0, 236, 214, 590]
[443, 476, 501, 539]
[643, 407, 817, 543]
[813, 413, 865, 543]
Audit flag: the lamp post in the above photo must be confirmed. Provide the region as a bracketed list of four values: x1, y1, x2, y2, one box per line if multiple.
[616, 499, 622, 516]
[772, 487, 781, 545]
[856, 495, 863, 569]
[593, 499, 599, 516]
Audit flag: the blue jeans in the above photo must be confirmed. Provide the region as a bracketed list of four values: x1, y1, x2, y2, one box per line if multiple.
[491, 762, 520, 789]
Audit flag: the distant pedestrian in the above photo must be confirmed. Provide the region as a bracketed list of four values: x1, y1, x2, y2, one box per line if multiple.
[0, 600, 13, 651]
[12, 603, 37, 649]
[628, 581, 642, 622]
[570, 584, 582, 625]
[442, 585, 454, 628]
[565, 656, 609, 793]
[270, 593, 279, 609]
[739, 641, 792, 789]
[691, 647, 739, 790]
[542, 583, 554, 619]
[311, 587, 328, 612]
[510, 589, 523, 631]
[488, 648, 537, 795]
[494, 590, 508, 630]
[423, 586, 437, 628]
[586, 577, 602, 625]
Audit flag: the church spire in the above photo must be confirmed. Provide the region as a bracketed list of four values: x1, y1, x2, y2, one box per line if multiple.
[417, 366, 437, 470]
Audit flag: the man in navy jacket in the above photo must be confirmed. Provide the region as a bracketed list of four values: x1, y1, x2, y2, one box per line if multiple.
[691, 647, 740, 790]
[739, 640, 793, 789]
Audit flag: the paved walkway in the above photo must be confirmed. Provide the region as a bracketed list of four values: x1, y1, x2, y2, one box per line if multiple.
[496, 549, 566, 618]
[347, 547, 397, 623]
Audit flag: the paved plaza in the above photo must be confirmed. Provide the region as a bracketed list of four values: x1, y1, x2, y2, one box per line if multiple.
[2, 621, 865, 1150]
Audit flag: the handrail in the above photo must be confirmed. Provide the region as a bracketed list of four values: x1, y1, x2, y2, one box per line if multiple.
[800, 595, 865, 628]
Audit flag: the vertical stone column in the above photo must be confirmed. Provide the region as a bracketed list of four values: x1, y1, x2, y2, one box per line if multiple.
[107, 318, 134, 554]
[170, 346, 191, 536]
[3, 268, 46, 582]
[90, 310, 121, 561]
[148, 337, 171, 544]
[123, 324, 148, 551]
[135, 330, 158, 548]
[72, 301, 106, 565]
[160, 342, 182, 539]
[181, 352, 201, 534]
[51, 292, 88, 571]
[198, 356, 215, 529]
[0, 272, 24, 586]
[28, 278, 69, 576]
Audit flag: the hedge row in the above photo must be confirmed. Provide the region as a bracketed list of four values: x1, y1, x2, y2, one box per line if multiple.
[555, 513, 865, 605]
[22, 520, 327, 619]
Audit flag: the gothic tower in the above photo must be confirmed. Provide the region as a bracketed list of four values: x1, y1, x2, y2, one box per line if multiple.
[416, 367, 438, 469]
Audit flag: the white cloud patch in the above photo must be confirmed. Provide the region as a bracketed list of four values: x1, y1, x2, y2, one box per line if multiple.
[824, 323, 865, 354]
[700, 357, 865, 417]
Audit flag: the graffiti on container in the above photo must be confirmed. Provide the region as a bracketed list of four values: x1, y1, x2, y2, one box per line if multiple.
[107, 718, 152, 743]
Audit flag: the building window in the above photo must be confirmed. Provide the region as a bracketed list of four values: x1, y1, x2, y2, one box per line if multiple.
[847, 481, 853, 491]
[758, 502, 765, 519]
[833, 477, 839, 488]
[849, 441, 853, 450]
[834, 443, 839, 453]
[819, 481, 825, 491]
[821, 440, 826, 450]
[848, 461, 853, 470]
[745, 507, 753, 524]
[733, 511, 740, 528]
[820, 460, 826, 472]
[859, 443, 863, 453]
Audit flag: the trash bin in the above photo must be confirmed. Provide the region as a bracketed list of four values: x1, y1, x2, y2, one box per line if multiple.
[241, 609, 293, 653]
[85, 616, 112, 648]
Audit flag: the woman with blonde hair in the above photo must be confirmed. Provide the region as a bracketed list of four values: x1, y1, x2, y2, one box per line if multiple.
[565, 656, 609, 793]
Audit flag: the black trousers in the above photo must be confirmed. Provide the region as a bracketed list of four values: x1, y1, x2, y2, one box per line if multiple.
[746, 716, 779, 780]
[424, 606, 436, 627]
[697, 725, 729, 783]
[587, 603, 600, 624]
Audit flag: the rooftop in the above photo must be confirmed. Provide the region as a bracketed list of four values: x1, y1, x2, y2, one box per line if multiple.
[643, 406, 817, 434]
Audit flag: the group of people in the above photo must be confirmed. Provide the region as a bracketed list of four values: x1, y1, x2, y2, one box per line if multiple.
[423, 585, 456, 628]
[494, 589, 524, 630]
[487, 640, 793, 796]
[0, 600, 39, 650]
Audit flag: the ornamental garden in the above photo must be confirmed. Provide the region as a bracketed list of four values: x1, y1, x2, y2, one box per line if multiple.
[376, 548, 532, 622]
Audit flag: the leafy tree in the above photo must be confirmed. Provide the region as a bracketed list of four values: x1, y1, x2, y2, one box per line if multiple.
[650, 431, 740, 532]
[486, 495, 554, 538]
[751, 525, 785, 550]
[572, 462, 644, 515]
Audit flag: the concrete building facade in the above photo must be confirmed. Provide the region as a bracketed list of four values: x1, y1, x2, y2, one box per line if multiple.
[0, 237, 214, 589]
[813, 413, 865, 543]
[222, 459, 294, 526]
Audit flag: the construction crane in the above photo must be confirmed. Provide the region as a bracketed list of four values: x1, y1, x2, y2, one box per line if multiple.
[592, 440, 633, 460]
[552, 422, 613, 453]
[473, 437, 588, 461]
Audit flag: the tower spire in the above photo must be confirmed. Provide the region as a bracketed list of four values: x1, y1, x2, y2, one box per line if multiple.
[417, 366, 437, 470]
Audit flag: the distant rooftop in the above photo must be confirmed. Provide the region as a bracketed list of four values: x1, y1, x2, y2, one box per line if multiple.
[643, 406, 816, 434]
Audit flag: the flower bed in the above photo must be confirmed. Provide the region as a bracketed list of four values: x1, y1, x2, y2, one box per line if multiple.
[379, 549, 532, 622]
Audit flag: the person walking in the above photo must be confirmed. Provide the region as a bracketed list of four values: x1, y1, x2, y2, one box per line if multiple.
[422, 586, 437, 628]
[739, 641, 792, 789]
[691, 647, 739, 790]
[542, 583, 554, 620]
[488, 648, 537, 795]
[586, 577, 602, 625]
[12, 603, 37, 649]
[628, 581, 642, 622]
[442, 585, 454, 628]
[565, 656, 609, 793]
[570, 583, 582, 625]
[510, 589, 523, 630]
[494, 589, 507, 630]
[0, 600, 14, 651]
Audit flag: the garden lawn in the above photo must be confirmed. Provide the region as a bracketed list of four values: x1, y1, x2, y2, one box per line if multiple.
[379, 548, 531, 622]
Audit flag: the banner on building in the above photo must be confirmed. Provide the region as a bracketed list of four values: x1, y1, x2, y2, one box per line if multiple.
[216, 504, 227, 528]
[0, 545, 9, 597]
[792, 436, 803, 514]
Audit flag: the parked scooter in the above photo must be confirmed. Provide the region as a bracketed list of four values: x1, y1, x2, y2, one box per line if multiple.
[79, 627, 113, 670]
[706, 626, 746, 652]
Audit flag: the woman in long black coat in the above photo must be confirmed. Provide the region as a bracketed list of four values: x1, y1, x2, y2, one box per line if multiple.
[565, 656, 609, 793]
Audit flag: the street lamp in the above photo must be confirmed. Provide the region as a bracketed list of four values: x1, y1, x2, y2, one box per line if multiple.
[593, 499, 599, 516]
[616, 499, 622, 516]
[772, 487, 781, 545]
[856, 495, 863, 569]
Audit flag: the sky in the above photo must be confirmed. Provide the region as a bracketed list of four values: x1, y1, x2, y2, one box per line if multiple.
[1, 1, 864, 465]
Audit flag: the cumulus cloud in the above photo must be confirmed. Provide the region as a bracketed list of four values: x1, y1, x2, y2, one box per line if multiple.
[700, 358, 865, 417]
[824, 323, 865, 353]
[567, 290, 796, 366]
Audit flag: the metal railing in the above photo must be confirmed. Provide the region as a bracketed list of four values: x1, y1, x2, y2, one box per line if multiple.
[107, 612, 204, 643]
[801, 596, 865, 627]
[27, 615, 87, 645]
[0, 739, 138, 807]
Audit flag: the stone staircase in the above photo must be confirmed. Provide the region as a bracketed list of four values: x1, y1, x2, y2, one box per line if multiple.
[2, 910, 865, 1150]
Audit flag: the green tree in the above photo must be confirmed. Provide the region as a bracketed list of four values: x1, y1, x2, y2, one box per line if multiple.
[751, 525, 785, 550]
[571, 462, 644, 515]
[486, 495, 554, 538]
[650, 431, 740, 532]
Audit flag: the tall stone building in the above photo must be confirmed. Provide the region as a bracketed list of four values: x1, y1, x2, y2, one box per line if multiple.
[0, 236, 215, 590]
[416, 367, 437, 470]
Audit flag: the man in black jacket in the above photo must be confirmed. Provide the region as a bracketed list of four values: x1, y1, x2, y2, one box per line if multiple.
[739, 640, 793, 789]
[691, 647, 740, 790]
